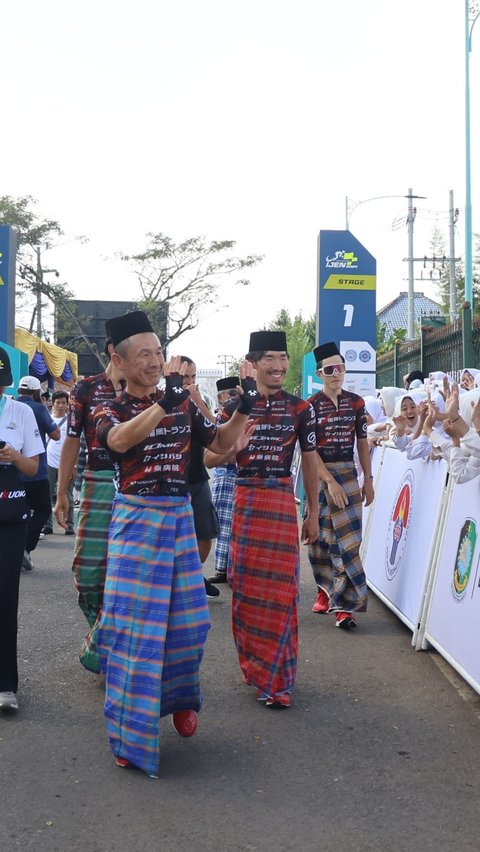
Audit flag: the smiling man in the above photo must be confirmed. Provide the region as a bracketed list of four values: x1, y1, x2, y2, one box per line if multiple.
[92, 311, 259, 778]
[206, 329, 319, 709]
[307, 341, 373, 630]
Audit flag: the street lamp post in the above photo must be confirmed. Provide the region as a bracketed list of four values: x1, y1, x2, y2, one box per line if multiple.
[465, 1, 480, 314]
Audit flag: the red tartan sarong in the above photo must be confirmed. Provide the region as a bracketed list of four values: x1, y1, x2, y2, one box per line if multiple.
[231, 477, 299, 700]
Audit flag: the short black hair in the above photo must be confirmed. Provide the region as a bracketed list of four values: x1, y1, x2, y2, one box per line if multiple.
[52, 390, 69, 402]
[406, 369, 425, 386]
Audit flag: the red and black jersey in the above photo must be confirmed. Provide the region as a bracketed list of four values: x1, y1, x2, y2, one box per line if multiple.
[221, 389, 316, 478]
[309, 389, 367, 462]
[67, 373, 118, 471]
[94, 389, 217, 496]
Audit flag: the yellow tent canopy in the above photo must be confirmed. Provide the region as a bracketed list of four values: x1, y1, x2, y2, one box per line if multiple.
[15, 327, 78, 384]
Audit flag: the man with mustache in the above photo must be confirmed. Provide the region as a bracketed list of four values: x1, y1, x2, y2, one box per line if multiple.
[205, 330, 319, 709]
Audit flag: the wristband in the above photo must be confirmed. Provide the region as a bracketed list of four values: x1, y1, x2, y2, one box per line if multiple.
[158, 373, 189, 414]
[367, 475, 374, 479]
[237, 376, 260, 415]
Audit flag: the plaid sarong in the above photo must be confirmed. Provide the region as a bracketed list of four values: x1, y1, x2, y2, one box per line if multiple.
[72, 469, 115, 673]
[211, 464, 236, 574]
[97, 492, 210, 777]
[231, 477, 299, 700]
[308, 461, 367, 613]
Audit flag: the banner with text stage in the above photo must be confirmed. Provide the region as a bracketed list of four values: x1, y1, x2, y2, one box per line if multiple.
[317, 230, 376, 389]
[422, 476, 480, 694]
[363, 448, 448, 631]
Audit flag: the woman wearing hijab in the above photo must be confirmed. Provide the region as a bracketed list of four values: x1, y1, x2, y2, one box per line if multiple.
[0, 347, 44, 713]
[387, 390, 427, 451]
[459, 368, 480, 391]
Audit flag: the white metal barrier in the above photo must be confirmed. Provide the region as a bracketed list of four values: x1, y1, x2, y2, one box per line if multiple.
[362, 446, 480, 695]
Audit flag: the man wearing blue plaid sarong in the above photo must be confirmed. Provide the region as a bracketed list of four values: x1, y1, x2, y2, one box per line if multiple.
[93, 310, 258, 779]
[307, 342, 374, 631]
[207, 376, 240, 584]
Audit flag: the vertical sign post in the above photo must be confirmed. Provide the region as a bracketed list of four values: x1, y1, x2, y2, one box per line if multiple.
[0, 226, 17, 346]
[317, 229, 376, 396]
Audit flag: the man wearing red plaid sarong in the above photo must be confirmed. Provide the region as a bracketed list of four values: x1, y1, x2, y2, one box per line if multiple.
[206, 330, 319, 709]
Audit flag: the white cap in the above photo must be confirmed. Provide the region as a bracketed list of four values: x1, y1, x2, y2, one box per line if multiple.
[18, 375, 42, 391]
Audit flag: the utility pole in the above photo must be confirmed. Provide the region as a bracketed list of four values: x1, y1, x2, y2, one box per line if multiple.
[217, 354, 233, 377]
[407, 188, 416, 339]
[449, 190, 460, 322]
[36, 247, 43, 338]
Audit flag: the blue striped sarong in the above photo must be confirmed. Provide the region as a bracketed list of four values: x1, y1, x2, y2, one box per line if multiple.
[97, 492, 211, 777]
[211, 464, 236, 574]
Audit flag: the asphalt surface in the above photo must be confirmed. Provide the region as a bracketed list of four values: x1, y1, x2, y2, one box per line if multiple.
[2, 522, 480, 852]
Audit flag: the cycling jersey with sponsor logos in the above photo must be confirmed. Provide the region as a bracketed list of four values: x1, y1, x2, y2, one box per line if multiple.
[220, 389, 316, 478]
[308, 389, 367, 462]
[94, 390, 217, 496]
[67, 373, 118, 471]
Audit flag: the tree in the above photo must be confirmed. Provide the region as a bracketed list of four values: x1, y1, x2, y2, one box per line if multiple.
[376, 317, 407, 354]
[121, 233, 263, 347]
[0, 195, 101, 365]
[430, 224, 480, 319]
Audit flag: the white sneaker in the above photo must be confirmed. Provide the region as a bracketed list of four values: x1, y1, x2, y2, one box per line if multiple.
[0, 692, 18, 711]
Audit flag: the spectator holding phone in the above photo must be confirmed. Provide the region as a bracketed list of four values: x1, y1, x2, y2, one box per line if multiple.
[0, 348, 44, 713]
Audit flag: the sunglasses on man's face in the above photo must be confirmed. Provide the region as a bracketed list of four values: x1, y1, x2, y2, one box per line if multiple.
[321, 363, 346, 376]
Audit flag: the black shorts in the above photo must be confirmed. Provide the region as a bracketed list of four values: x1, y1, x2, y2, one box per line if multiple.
[189, 480, 220, 541]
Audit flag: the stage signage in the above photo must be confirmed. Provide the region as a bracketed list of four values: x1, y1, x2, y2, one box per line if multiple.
[317, 230, 376, 385]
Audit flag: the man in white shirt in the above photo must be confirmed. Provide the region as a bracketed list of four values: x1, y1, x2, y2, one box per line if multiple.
[46, 391, 75, 535]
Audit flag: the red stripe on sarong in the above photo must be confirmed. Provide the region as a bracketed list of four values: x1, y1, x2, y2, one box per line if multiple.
[231, 478, 299, 699]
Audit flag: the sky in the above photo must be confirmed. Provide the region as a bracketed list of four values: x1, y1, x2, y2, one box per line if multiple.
[3, 0, 477, 371]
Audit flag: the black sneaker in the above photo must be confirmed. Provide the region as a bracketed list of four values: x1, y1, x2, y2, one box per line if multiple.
[204, 578, 220, 598]
[207, 573, 228, 584]
[42, 527, 53, 535]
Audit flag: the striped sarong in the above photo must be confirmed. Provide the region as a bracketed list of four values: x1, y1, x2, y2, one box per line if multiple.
[211, 464, 236, 574]
[97, 492, 210, 777]
[231, 477, 299, 700]
[308, 461, 367, 613]
[72, 469, 115, 673]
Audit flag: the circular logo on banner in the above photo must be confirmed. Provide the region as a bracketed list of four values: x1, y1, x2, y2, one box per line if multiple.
[451, 519, 477, 601]
[359, 349, 371, 363]
[385, 470, 414, 580]
[345, 349, 356, 362]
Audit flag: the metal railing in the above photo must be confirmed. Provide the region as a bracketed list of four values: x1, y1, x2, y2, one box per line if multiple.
[376, 304, 479, 387]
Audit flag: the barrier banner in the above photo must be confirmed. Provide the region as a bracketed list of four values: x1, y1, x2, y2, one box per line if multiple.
[363, 448, 448, 631]
[422, 476, 480, 694]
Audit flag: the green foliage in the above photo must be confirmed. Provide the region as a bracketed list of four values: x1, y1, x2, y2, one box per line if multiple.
[431, 225, 480, 318]
[0, 194, 100, 364]
[376, 317, 407, 354]
[269, 309, 315, 394]
[121, 232, 263, 347]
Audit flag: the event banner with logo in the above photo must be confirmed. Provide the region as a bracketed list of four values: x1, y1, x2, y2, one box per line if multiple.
[317, 229, 376, 397]
[363, 448, 448, 631]
[422, 477, 480, 692]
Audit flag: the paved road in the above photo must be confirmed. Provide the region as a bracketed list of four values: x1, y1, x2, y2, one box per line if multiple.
[2, 525, 480, 852]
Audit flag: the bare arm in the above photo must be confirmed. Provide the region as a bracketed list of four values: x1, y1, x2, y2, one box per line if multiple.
[0, 445, 38, 477]
[357, 437, 374, 506]
[300, 451, 320, 545]
[105, 403, 168, 454]
[54, 436, 81, 528]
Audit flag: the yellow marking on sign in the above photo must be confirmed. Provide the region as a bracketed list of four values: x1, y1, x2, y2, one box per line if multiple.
[323, 274, 376, 290]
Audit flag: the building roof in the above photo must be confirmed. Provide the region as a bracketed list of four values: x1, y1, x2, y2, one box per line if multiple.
[377, 291, 444, 336]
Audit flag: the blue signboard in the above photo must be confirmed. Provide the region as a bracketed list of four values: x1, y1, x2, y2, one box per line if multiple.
[317, 230, 376, 394]
[0, 226, 17, 346]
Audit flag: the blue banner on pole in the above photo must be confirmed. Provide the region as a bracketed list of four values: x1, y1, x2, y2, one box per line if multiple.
[317, 229, 377, 396]
[0, 226, 17, 346]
